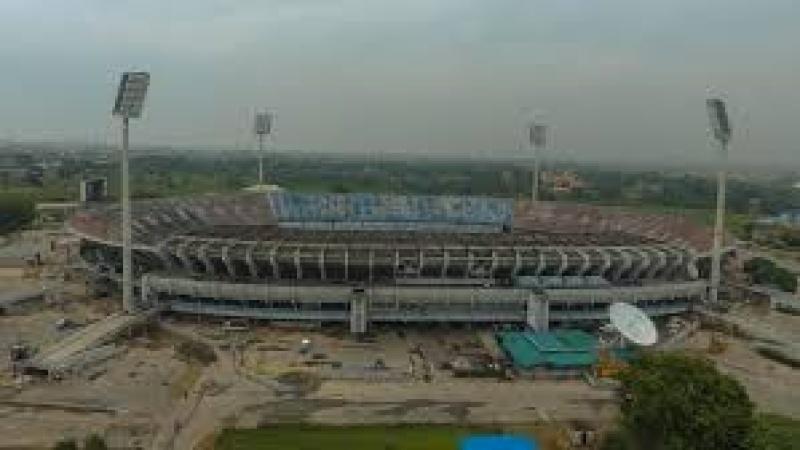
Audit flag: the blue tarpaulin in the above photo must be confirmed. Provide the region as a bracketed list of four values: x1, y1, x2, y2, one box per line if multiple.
[460, 435, 538, 450]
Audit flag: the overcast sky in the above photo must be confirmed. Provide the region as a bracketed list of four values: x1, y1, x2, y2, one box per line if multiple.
[0, 0, 797, 165]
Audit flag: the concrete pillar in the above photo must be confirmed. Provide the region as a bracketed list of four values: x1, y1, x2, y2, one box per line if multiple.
[556, 249, 569, 276]
[647, 247, 667, 280]
[795, 276, 800, 299]
[157, 245, 174, 272]
[600, 249, 612, 279]
[177, 241, 193, 273]
[245, 244, 258, 279]
[270, 247, 279, 279]
[613, 249, 632, 282]
[536, 251, 546, 276]
[198, 243, 214, 276]
[686, 251, 699, 280]
[631, 248, 651, 280]
[350, 289, 368, 334]
[576, 249, 591, 276]
[140, 276, 153, 310]
[512, 250, 522, 277]
[221, 244, 236, 278]
[294, 248, 302, 280]
[526, 292, 549, 332]
[319, 248, 326, 280]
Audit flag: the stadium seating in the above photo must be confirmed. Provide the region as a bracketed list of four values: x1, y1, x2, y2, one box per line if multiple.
[514, 201, 714, 251]
[267, 192, 514, 230]
[69, 193, 714, 252]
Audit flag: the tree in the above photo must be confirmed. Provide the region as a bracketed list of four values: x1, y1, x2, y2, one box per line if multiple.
[52, 439, 78, 450]
[744, 257, 798, 293]
[0, 193, 34, 234]
[614, 352, 758, 450]
[83, 434, 108, 450]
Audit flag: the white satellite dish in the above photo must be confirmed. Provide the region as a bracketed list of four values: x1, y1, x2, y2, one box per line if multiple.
[609, 302, 657, 346]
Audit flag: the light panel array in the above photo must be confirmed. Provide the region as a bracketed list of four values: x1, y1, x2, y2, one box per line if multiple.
[113, 72, 150, 118]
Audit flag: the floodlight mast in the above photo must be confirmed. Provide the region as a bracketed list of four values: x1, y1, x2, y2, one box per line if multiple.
[706, 97, 732, 305]
[528, 122, 547, 204]
[254, 111, 273, 185]
[121, 116, 132, 312]
[112, 72, 150, 314]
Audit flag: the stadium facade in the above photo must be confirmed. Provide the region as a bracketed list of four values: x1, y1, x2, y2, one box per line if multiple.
[70, 191, 711, 333]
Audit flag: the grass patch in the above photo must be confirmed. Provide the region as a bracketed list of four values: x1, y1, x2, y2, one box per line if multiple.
[215, 424, 538, 450]
[758, 414, 800, 450]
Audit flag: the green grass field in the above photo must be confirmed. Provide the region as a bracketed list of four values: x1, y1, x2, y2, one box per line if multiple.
[758, 414, 800, 450]
[215, 425, 533, 450]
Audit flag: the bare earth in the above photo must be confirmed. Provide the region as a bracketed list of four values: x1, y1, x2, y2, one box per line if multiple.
[1, 283, 798, 449]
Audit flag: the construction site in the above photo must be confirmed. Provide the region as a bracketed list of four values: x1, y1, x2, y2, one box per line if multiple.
[0, 70, 797, 449]
[1, 183, 799, 449]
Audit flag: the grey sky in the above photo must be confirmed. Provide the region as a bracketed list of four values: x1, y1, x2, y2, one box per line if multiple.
[0, 0, 797, 165]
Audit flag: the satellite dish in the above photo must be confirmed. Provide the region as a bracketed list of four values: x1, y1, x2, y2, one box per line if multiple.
[609, 302, 657, 346]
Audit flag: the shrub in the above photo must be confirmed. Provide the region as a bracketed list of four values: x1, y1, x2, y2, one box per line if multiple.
[175, 339, 218, 366]
[84, 434, 108, 450]
[52, 439, 78, 450]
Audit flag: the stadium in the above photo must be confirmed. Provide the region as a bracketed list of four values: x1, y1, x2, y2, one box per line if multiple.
[69, 191, 711, 333]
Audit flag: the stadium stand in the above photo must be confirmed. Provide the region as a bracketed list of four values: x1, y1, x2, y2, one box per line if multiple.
[69, 192, 714, 331]
[268, 192, 513, 232]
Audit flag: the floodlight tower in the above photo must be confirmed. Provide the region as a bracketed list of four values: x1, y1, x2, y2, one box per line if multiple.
[528, 121, 547, 204]
[706, 97, 732, 305]
[254, 110, 273, 185]
[112, 72, 150, 313]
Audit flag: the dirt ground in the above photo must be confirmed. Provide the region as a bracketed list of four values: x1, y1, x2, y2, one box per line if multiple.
[1, 273, 798, 449]
[0, 323, 191, 448]
[157, 322, 618, 450]
[236, 326, 490, 382]
[683, 306, 800, 418]
[0, 311, 621, 449]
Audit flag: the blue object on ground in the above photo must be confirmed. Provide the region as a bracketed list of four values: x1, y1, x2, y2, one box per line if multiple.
[460, 435, 538, 450]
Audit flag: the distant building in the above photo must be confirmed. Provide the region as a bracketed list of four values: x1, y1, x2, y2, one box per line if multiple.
[756, 209, 800, 228]
[242, 184, 284, 194]
[747, 198, 762, 217]
[35, 202, 80, 228]
[80, 178, 108, 202]
[544, 170, 587, 194]
[622, 179, 664, 201]
[0, 154, 43, 185]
